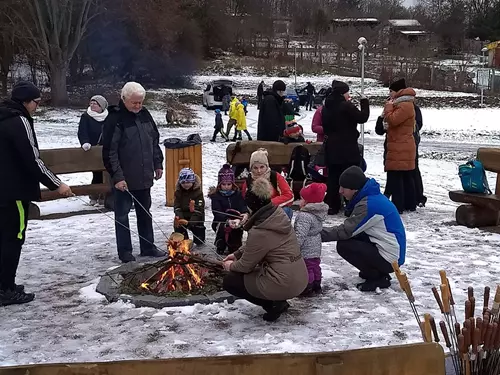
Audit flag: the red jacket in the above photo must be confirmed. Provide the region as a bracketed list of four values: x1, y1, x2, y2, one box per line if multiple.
[241, 172, 294, 207]
[311, 106, 324, 142]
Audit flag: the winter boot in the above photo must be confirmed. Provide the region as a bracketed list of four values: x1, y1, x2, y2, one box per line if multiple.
[312, 280, 322, 293]
[356, 276, 391, 292]
[300, 284, 315, 297]
[210, 138, 216, 142]
[0, 289, 35, 306]
[215, 239, 226, 255]
[140, 248, 166, 258]
[263, 301, 290, 322]
[119, 252, 136, 263]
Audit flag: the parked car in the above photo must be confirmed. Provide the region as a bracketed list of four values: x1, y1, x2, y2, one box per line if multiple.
[202, 80, 233, 109]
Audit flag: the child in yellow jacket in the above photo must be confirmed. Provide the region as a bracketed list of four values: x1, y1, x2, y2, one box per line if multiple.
[232, 103, 252, 141]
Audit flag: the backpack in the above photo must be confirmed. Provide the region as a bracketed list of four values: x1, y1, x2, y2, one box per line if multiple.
[288, 145, 310, 182]
[459, 160, 491, 194]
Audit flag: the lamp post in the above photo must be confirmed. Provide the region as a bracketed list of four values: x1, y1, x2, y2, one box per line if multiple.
[294, 46, 297, 89]
[480, 47, 488, 106]
[358, 37, 367, 147]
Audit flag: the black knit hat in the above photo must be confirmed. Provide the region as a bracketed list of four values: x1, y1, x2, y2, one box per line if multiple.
[272, 80, 286, 92]
[332, 80, 349, 95]
[11, 81, 41, 103]
[339, 166, 368, 190]
[389, 78, 407, 93]
[245, 178, 272, 212]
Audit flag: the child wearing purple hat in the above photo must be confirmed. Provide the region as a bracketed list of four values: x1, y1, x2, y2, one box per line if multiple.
[208, 164, 248, 255]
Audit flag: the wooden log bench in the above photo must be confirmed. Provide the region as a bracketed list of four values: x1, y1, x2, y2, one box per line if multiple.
[449, 147, 500, 228]
[226, 140, 323, 199]
[30, 146, 111, 220]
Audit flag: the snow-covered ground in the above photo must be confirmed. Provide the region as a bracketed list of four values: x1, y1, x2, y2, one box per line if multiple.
[1, 84, 500, 367]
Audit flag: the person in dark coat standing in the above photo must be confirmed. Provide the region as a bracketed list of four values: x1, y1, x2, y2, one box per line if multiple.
[413, 104, 427, 207]
[257, 81, 264, 110]
[77, 95, 109, 205]
[102, 82, 165, 263]
[305, 82, 316, 111]
[257, 80, 286, 142]
[321, 80, 369, 215]
[211, 109, 227, 142]
[0, 81, 73, 306]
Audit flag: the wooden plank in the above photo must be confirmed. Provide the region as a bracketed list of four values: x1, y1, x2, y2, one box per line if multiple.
[0, 343, 445, 375]
[166, 148, 176, 207]
[449, 191, 500, 211]
[455, 204, 499, 227]
[477, 147, 500, 173]
[40, 147, 105, 174]
[41, 184, 111, 202]
[226, 141, 322, 166]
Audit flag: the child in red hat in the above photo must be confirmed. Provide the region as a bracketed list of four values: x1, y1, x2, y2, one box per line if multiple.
[294, 182, 328, 296]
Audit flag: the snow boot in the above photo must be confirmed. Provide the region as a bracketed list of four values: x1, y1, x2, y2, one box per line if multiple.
[312, 280, 322, 293]
[263, 301, 290, 322]
[300, 284, 315, 297]
[140, 248, 166, 258]
[358, 272, 391, 281]
[356, 276, 391, 292]
[0, 289, 35, 306]
[119, 252, 136, 263]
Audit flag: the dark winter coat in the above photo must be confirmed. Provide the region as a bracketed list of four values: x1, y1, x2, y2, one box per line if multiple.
[102, 101, 163, 191]
[321, 94, 370, 165]
[174, 174, 205, 222]
[215, 113, 224, 130]
[257, 83, 264, 97]
[306, 83, 316, 95]
[230, 203, 308, 300]
[209, 186, 248, 224]
[257, 91, 285, 142]
[77, 112, 104, 146]
[0, 99, 61, 204]
[383, 88, 416, 171]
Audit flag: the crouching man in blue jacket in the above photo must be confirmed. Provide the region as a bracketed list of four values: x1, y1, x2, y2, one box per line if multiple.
[321, 166, 406, 292]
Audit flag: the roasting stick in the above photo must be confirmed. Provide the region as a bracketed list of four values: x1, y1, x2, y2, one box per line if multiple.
[442, 320, 461, 375]
[442, 282, 463, 375]
[441, 271, 459, 327]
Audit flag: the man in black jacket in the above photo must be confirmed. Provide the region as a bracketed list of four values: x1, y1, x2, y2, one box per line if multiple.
[257, 81, 264, 110]
[257, 80, 286, 141]
[102, 82, 165, 263]
[0, 81, 72, 306]
[305, 82, 316, 111]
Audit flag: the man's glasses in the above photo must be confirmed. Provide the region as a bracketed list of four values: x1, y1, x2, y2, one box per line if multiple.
[33, 99, 41, 105]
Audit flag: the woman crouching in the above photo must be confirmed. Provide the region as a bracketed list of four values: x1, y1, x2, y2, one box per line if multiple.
[222, 178, 308, 322]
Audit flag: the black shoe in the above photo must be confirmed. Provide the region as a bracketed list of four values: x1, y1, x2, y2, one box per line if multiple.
[0, 289, 35, 306]
[418, 196, 427, 207]
[140, 248, 166, 258]
[312, 280, 322, 293]
[14, 284, 25, 293]
[210, 139, 216, 142]
[248, 137, 253, 141]
[358, 272, 392, 281]
[263, 301, 290, 322]
[356, 277, 391, 292]
[300, 284, 315, 297]
[119, 252, 136, 263]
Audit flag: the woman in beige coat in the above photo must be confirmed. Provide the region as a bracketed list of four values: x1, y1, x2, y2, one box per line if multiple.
[222, 178, 308, 322]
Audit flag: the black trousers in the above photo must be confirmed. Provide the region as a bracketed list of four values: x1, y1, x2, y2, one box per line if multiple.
[413, 156, 425, 204]
[211, 128, 226, 140]
[385, 170, 416, 213]
[337, 237, 393, 280]
[223, 271, 273, 311]
[257, 95, 263, 110]
[212, 223, 243, 253]
[175, 223, 206, 245]
[0, 201, 30, 291]
[90, 172, 104, 200]
[326, 163, 354, 213]
[306, 94, 314, 110]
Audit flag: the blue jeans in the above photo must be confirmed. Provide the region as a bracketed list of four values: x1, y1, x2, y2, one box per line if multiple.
[283, 206, 293, 220]
[114, 188, 155, 256]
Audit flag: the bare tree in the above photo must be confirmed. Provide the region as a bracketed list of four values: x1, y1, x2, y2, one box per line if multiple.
[7, 0, 99, 106]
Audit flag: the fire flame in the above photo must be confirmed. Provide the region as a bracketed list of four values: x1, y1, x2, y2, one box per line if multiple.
[140, 237, 203, 294]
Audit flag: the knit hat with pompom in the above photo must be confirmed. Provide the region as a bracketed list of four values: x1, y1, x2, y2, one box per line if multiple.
[218, 164, 235, 185]
[249, 148, 269, 168]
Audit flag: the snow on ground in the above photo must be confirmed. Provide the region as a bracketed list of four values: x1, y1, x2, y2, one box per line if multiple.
[2, 91, 500, 366]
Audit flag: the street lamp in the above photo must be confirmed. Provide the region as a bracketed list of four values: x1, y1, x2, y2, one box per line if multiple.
[358, 37, 367, 147]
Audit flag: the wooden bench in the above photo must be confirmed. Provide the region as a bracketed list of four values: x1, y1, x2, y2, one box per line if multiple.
[226, 140, 323, 198]
[29, 146, 111, 220]
[449, 147, 500, 228]
[0, 343, 445, 375]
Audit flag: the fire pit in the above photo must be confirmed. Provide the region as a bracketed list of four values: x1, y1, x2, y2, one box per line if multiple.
[96, 233, 237, 308]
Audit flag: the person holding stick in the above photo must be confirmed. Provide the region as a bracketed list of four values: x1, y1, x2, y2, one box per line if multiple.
[321, 166, 406, 292]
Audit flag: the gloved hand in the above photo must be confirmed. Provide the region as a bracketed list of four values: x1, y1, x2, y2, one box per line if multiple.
[82, 143, 91, 151]
[174, 216, 188, 228]
[240, 213, 249, 225]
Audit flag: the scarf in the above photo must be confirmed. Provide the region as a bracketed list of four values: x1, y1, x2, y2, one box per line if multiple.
[250, 168, 271, 181]
[87, 107, 109, 122]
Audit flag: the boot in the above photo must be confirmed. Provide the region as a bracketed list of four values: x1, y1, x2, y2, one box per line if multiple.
[356, 276, 391, 292]
[119, 252, 136, 263]
[0, 289, 35, 306]
[210, 138, 216, 142]
[263, 301, 290, 322]
[140, 248, 166, 257]
[300, 284, 315, 297]
[312, 280, 322, 293]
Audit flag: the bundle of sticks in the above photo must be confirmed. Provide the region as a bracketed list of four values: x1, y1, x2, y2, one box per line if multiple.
[392, 262, 500, 375]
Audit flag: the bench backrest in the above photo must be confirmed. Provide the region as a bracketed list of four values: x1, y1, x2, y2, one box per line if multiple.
[40, 146, 105, 174]
[477, 147, 500, 193]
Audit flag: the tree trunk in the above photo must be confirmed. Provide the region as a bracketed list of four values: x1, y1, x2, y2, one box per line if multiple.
[0, 72, 7, 97]
[50, 66, 69, 107]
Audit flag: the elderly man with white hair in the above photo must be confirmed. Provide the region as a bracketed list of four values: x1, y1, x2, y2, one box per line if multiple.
[102, 82, 165, 263]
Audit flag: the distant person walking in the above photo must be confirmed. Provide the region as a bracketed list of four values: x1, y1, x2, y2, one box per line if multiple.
[78, 95, 109, 206]
[0, 81, 73, 306]
[257, 80, 286, 142]
[305, 82, 316, 111]
[257, 81, 264, 110]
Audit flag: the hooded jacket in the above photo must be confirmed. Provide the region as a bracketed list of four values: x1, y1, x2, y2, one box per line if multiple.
[174, 174, 205, 222]
[321, 178, 406, 265]
[209, 185, 248, 224]
[101, 100, 163, 190]
[229, 98, 239, 120]
[294, 202, 329, 259]
[230, 203, 308, 300]
[311, 106, 324, 142]
[235, 103, 247, 131]
[257, 91, 285, 142]
[0, 99, 61, 203]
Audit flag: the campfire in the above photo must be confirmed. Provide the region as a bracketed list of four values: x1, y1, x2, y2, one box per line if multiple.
[119, 233, 225, 297]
